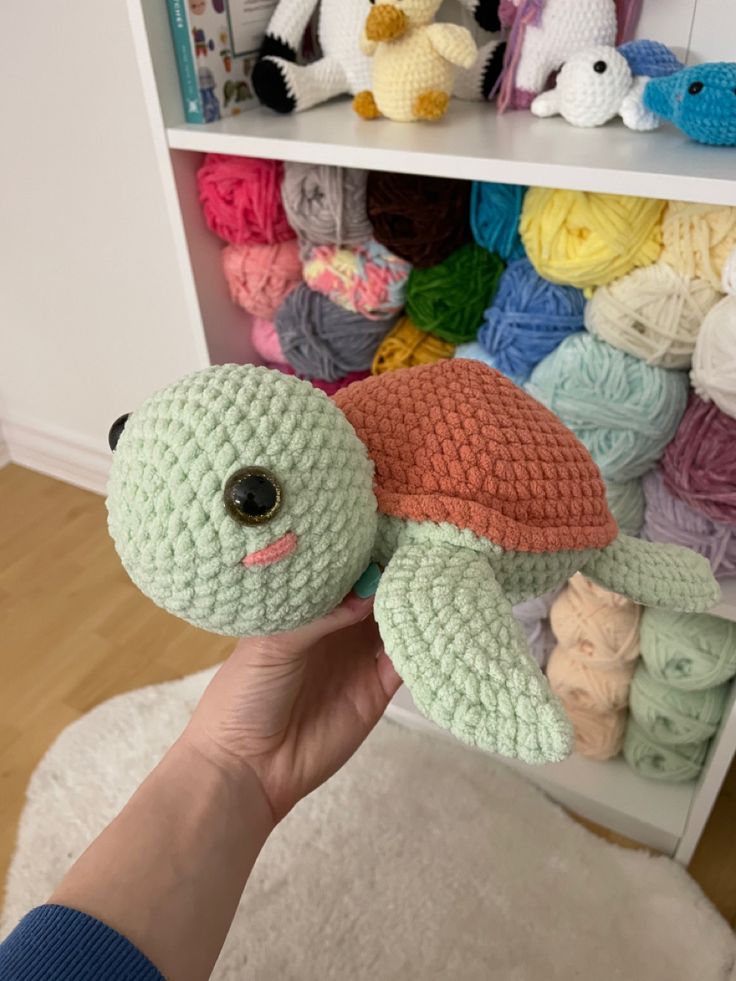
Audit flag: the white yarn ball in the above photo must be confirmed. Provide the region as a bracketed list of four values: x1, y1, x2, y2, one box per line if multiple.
[722, 247, 736, 296]
[691, 294, 736, 420]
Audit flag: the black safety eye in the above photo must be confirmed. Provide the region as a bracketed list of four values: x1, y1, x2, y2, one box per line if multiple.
[593, 61, 607, 74]
[688, 81, 704, 95]
[108, 413, 130, 452]
[224, 467, 283, 525]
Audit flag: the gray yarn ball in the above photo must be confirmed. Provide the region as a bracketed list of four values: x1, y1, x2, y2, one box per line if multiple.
[275, 284, 395, 381]
[281, 163, 372, 248]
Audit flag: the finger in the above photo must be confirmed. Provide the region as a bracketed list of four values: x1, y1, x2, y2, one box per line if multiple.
[376, 650, 403, 699]
[287, 591, 376, 650]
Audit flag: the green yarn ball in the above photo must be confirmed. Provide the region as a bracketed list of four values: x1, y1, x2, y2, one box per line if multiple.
[629, 664, 729, 745]
[623, 719, 708, 783]
[604, 478, 644, 537]
[640, 608, 736, 691]
[406, 244, 504, 344]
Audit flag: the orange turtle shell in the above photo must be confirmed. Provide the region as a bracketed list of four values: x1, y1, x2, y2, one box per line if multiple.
[333, 359, 618, 554]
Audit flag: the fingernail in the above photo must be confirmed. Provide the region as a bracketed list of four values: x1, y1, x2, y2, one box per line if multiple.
[353, 563, 382, 599]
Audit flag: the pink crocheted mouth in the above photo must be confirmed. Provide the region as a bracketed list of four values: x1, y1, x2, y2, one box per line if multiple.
[242, 531, 298, 568]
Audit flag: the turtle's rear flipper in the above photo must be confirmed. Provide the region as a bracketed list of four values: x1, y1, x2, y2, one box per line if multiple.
[375, 543, 574, 765]
[582, 534, 721, 613]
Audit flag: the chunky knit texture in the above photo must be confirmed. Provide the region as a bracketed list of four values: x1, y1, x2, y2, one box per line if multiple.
[644, 63, 736, 146]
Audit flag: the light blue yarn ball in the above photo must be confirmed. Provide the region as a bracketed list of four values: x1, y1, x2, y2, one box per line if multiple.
[478, 259, 585, 383]
[454, 342, 524, 386]
[525, 333, 689, 483]
[471, 182, 527, 261]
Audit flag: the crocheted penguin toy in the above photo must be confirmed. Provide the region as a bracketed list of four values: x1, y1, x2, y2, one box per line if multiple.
[644, 63, 736, 146]
[107, 361, 720, 766]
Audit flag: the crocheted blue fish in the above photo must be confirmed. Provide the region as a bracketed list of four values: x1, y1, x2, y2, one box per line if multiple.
[644, 62, 736, 146]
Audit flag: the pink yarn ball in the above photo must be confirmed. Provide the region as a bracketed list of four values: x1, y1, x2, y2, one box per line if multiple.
[197, 154, 294, 245]
[252, 318, 287, 365]
[223, 240, 302, 319]
[277, 364, 370, 395]
[662, 394, 736, 524]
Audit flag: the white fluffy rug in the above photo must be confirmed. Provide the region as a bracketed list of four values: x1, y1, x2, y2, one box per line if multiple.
[2, 670, 734, 981]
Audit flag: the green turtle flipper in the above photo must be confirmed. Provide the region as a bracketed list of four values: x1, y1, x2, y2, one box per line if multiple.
[581, 534, 721, 613]
[374, 542, 574, 765]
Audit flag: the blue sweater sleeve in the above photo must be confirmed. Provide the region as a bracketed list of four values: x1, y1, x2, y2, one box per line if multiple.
[0, 904, 165, 980]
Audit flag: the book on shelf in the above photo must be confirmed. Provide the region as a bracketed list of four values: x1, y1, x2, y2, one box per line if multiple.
[166, 0, 277, 124]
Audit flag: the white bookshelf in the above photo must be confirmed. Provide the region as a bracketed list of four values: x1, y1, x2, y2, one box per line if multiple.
[127, 0, 736, 863]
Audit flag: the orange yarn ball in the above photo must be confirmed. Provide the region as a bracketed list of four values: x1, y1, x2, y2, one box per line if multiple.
[372, 316, 455, 375]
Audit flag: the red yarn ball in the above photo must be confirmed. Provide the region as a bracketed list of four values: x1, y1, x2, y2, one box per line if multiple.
[662, 394, 736, 524]
[222, 240, 302, 319]
[276, 364, 370, 395]
[197, 154, 294, 245]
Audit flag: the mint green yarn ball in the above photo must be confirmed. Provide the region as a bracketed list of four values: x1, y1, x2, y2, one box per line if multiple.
[623, 719, 708, 783]
[106, 364, 377, 637]
[604, 478, 644, 537]
[640, 608, 736, 691]
[629, 664, 728, 745]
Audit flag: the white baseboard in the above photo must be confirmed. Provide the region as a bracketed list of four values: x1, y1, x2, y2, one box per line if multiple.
[2, 417, 110, 495]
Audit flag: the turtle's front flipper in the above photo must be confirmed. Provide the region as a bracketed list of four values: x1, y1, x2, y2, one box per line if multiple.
[375, 543, 574, 765]
[582, 534, 721, 613]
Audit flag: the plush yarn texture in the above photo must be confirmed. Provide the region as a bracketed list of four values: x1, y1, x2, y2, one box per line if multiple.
[605, 479, 644, 537]
[640, 608, 736, 691]
[644, 63, 736, 147]
[520, 188, 664, 292]
[371, 316, 454, 375]
[624, 718, 707, 782]
[478, 259, 585, 382]
[222, 240, 302, 319]
[642, 470, 736, 579]
[281, 163, 372, 248]
[550, 574, 641, 666]
[561, 701, 627, 761]
[585, 264, 721, 369]
[251, 317, 287, 365]
[275, 285, 395, 381]
[277, 364, 370, 395]
[691, 295, 736, 419]
[661, 394, 736, 524]
[547, 645, 635, 712]
[722, 247, 736, 295]
[197, 154, 294, 245]
[661, 201, 736, 290]
[302, 240, 410, 320]
[471, 182, 526, 261]
[526, 333, 689, 482]
[366, 171, 472, 268]
[406, 244, 504, 344]
[629, 664, 728, 746]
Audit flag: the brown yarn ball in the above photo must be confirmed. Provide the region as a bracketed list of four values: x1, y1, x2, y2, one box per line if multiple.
[366, 171, 472, 269]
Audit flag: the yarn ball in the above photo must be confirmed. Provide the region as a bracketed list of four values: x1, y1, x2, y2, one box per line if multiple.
[197, 154, 293, 245]
[251, 317, 287, 365]
[547, 645, 635, 713]
[605, 479, 644, 537]
[275, 284, 395, 381]
[454, 342, 500, 372]
[513, 590, 560, 669]
[585, 263, 721, 369]
[366, 171, 473, 269]
[623, 718, 707, 782]
[478, 259, 585, 382]
[722, 247, 736, 295]
[222, 240, 302, 320]
[661, 394, 736, 524]
[550, 574, 641, 667]
[525, 333, 689, 482]
[520, 188, 664, 292]
[372, 317, 455, 375]
[661, 201, 736, 291]
[691, 295, 736, 420]
[281, 163, 372, 248]
[277, 364, 370, 396]
[642, 469, 736, 579]
[629, 664, 729, 746]
[640, 607, 736, 691]
[303, 240, 411, 321]
[563, 702, 627, 761]
[470, 182, 526, 261]
[406, 245, 504, 344]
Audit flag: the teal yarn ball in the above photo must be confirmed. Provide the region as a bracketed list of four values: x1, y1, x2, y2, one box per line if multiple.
[604, 479, 645, 537]
[629, 664, 729, 745]
[471, 182, 527, 261]
[623, 718, 708, 783]
[525, 333, 689, 482]
[640, 608, 736, 691]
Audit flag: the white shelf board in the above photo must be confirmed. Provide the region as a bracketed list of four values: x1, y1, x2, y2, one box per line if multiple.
[167, 100, 736, 206]
[712, 577, 736, 622]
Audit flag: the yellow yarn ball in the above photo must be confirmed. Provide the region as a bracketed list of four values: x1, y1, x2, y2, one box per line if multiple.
[521, 188, 664, 293]
[372, 316, 455, 374]
[661, 201, 736, 291]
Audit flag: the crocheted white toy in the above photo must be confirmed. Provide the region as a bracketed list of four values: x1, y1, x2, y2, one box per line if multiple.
[355, 0, 478, 121]
[251, 0, 505, 113]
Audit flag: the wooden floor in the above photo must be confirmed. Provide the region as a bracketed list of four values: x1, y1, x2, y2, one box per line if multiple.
[1, 464, 734, 924]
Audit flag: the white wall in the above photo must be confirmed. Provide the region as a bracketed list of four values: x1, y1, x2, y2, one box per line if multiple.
[0, 0, 208, 492]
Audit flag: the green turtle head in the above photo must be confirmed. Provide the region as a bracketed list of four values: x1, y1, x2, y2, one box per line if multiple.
[106, 364, 377, 636]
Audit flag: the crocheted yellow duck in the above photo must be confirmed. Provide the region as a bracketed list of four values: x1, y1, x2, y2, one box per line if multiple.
[354, 0, 477, 122]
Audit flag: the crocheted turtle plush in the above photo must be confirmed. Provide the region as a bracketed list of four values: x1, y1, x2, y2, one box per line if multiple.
[107, 360, 720, 765]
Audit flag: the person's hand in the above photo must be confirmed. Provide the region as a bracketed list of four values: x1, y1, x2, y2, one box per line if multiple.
[182, 565, 402, 824]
